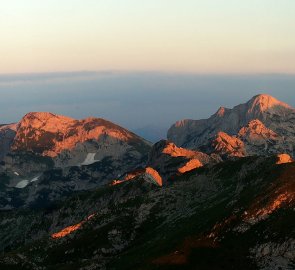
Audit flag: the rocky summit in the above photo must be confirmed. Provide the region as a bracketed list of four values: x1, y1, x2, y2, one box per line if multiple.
[168, 94, 295, 158]
[0, 94, 294, 270]
[11, 112, 151, 166]
[0, 112, 151, 209]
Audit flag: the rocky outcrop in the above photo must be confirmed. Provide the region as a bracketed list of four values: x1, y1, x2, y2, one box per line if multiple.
[168, 94, 295, 158]
[144, 167, 163, 186]
[147, 140, 218, 182]
[110, 140, 219, 187]
[202, 120, 289, 159]
[238, 119, 278, 142]
[212, 132, 246, 158]
[178, 159, 203, 173]
[149, 140, 213, 164]
[276, 154, 293, 164]
[237, 119, 284, 155]
[111, 169, 146, 186]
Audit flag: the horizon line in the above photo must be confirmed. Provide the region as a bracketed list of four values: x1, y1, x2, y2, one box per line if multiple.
[1, 70, 295, 77]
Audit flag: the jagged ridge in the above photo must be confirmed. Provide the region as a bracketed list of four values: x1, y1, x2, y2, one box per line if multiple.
[168, 94, 295, 158]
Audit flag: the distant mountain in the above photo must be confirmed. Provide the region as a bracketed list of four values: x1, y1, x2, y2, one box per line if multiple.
[168, 94, 295, 158]
[11, 112, 151, 166]
[0, 112, 151, 209]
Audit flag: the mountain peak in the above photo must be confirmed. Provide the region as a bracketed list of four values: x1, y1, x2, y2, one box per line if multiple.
[215, 106, 229, 117]
[22, 112, 74, 122]
[18, 112, 75, 135]
[168, 93, 295, 158]
[11, 111, 149, 158]
[247, 94, 292, 113]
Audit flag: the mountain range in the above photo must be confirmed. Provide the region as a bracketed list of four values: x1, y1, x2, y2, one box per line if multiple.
[0, 94, 294, 270]
[168, 94, 295, 158]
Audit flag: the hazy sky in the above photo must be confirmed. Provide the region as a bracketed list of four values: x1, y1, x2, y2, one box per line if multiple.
[0, 72, 294, 141]
[1, 0, 295, 74]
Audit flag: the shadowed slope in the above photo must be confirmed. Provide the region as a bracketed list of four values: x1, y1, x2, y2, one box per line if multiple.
[0, 156, 293, 270]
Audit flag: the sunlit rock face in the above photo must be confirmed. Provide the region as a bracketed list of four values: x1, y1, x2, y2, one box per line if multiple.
[144, 167, 163, 186]
[276, 154, 293, 165]
[111, 169, 146, 186]
[237, 120, 286, 156]
[12, 112, 146, 156]
[9, 112, 151, 167]
[246, 192, 293, 223]
[147, 140, 219, 182]
[212, 132, 246, 158]
[238, 119, 279, 144]
[12, 112, 75, 157]
[110, 140, 218, 187]
[148, 140, 214, 166]
[178, 159, 203, 173]
[0, 112, 152, 209]
[238, 119, 278, 142]
[160, 140, 213, 161]
[168, 94, 295, 158]
[51, 214, 95, 239]
[111, 167, 163, 187]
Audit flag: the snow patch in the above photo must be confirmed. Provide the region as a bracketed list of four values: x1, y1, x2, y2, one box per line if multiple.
[31, 176, 40, 182]
[15, 180, 29, 188]
[81, 153, 99, 166]
[14, 176, 40, 188]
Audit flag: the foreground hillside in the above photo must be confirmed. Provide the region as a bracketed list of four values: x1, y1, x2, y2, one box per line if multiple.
[0, 156, 294, 270]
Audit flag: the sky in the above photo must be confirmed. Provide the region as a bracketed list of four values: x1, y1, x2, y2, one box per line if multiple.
[1, 0, 295, 74]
